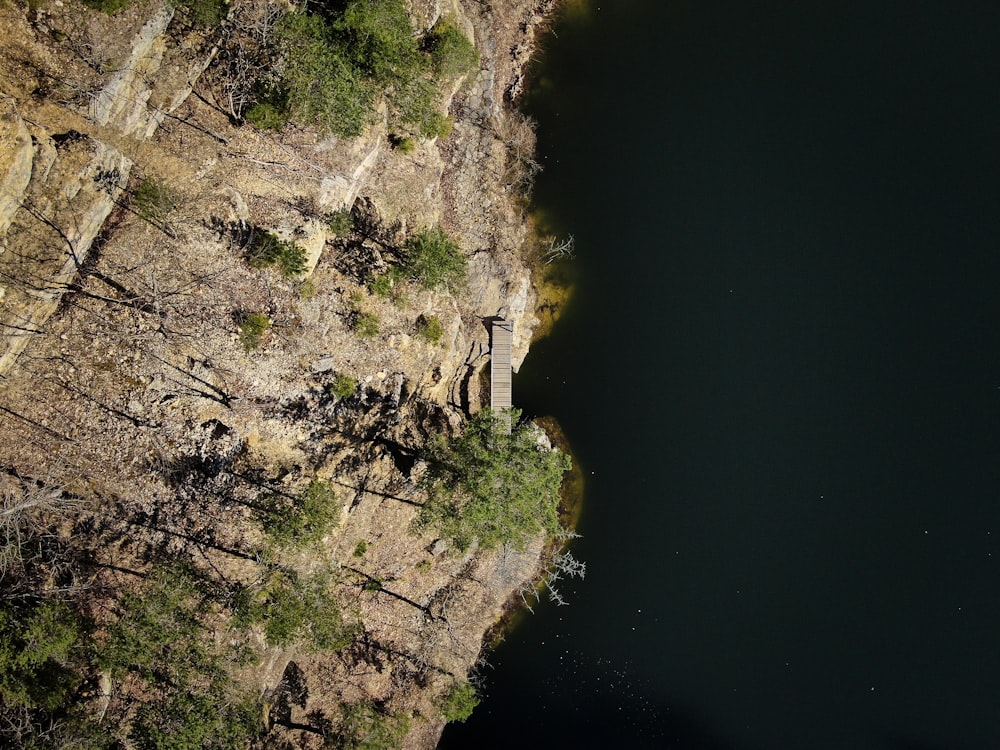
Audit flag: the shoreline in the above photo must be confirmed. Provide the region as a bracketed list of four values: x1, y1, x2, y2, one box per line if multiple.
[0, 0, 577, 746]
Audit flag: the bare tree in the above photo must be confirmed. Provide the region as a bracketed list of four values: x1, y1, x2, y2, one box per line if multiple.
[542, 234, 575, 264]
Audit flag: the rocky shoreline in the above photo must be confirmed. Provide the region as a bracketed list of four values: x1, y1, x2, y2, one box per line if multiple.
[0, 0, 565, 746]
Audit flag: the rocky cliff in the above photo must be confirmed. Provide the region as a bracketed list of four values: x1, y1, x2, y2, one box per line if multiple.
[0, 0, 560, 746]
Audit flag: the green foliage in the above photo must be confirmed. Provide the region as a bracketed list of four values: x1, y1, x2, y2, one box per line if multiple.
[130, 685, 260, 750]
[259, 479, 341, 549]
[299, 278, 318, 299]
[353, 312, 380, 339]
[352, 540, 368, 557]
[327, 207, 355, 235]
[421, 112, 453, 140]
[392, 135, 416, 154]
[336, 701, 410, 750]
[245, 100, 289, 131]
[393, 76, 441, 138]
[369, 266, 407, 302]
[416, 409, 571, 551]
[331, 374, 357, 399]
[0, 598, 86, 712]
[347, 289, 366, 311]
[238, 312, 271, 351]
[424, 19, 479, 79]
[439, 681, 478, 723]
[274, 12, 375, 138]
[98, 566, 207, 682]
[81, 0, 130, 14]
[178, 0, 228, 27]
[132, 176, 174, 222]
[234, 570, 354, 652]
[402, 226, 467, 291]
[252, 0, 476, 140]
[369, 273, 394, 299]
[245, 230, 307, 278]
[96, 566, 263, 748]
[338, 0, 421, 85]
[415, 314, 444, 344]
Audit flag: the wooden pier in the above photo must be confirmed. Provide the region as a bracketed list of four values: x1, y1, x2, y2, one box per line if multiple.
[490, 319, 513, 433]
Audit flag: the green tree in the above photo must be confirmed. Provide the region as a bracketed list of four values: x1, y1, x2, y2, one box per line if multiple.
[416, 409, 570, 551]
[245, 229, 307, 278]
[98, 566, 208, 683]
[234, 570, 354, 652]
[438, 680, 478, 723]
[259, 479, 341, 549]
[337, 0, 422, 85]
[274, 12, 375, 138]
[0, 598, 86, 712]
[402, 227, 467, 291]
[335, 701, 409, 750]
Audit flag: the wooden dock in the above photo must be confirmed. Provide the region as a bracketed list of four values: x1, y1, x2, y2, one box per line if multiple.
[490, 319, 513, 433]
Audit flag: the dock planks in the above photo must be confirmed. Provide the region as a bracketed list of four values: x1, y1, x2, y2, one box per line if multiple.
[490, 319, 513, 433]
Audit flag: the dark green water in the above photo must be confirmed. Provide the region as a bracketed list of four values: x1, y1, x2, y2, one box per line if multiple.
[441, 2, 1000, 749]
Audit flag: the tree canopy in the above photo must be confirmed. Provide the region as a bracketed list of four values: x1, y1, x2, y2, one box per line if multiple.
[416, 409, 570, 551]
[249, 1, 478, 138]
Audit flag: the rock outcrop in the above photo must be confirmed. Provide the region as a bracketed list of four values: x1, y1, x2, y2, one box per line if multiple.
[0, 0, 559, 746]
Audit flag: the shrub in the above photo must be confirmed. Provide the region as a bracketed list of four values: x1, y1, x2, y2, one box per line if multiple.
[245, 230, 307, 278]
[368, 266, 406, 301]
[132, 176, 174, 221]
[421, 113, 453, 140]
[347, 290, 366, 311]
[415, 314, 444, 344]
[299, 278, 318, 300]
[439, 681, 479, 723]
[337, 701, 410, 750]
[338, 0, 422, 85]
[402, 226, 467, 291]
[239, 313, 271, 350]
[245, 100, 289, 131]
[274, 12, 375, 138]
[392, 135, 416, 154]
[393, 76, 439, 136]
[352, 540, 367, 557]
[235, 571, 354, 652]
[353, 312, 380, 339]
[130, 685, 260, 750]
[179, 0, 228, 27]
[424, 19, 479, 79]
[331, 373, 357, 399]
[369, 273, 394, 299]
[253, 1, 475, 140]
[259, 479, 341, 549]
[327, 208, 355, 235]
[82, 0, 130, 14]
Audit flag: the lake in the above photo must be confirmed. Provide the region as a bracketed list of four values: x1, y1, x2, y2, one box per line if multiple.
[441, 2, 1000, 748]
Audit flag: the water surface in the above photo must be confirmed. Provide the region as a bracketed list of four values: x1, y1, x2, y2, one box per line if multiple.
[442, 3, 1000, 748]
